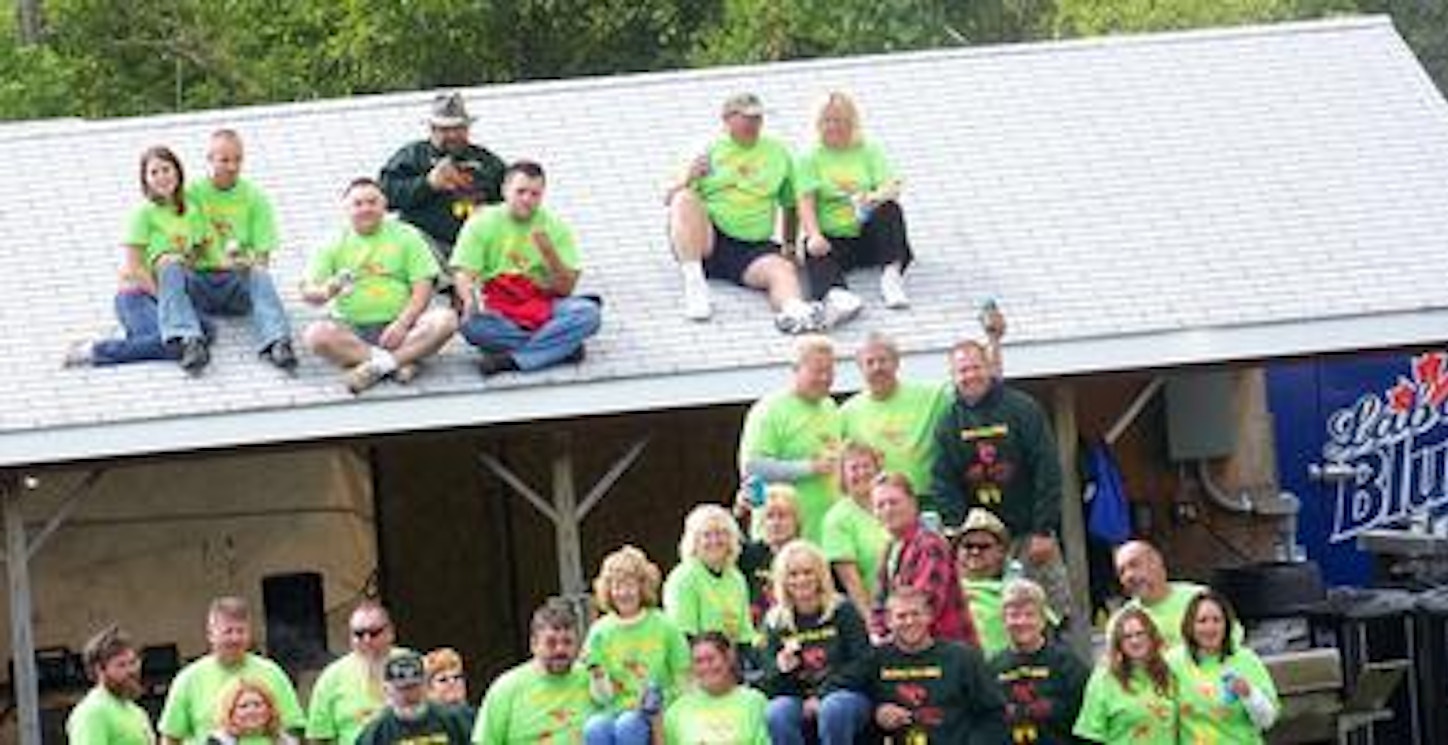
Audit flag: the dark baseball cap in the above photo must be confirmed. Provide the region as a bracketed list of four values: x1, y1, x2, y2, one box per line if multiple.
[384, 652, 427, 687]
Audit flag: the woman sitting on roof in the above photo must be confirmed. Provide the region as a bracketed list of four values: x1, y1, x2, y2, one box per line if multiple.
[795, 90, 913, 311]
[65, 146, 215, 370]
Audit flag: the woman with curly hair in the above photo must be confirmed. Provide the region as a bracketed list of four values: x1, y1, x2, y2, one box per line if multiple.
[207, 678, 298, 745]
[1073, 607, 1177, 743]
[582, 545, 690, 745]
[663, 504, 756, 646]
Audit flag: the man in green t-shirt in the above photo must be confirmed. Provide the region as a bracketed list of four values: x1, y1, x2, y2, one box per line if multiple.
[451, 160, 601, 376]
[302, 177, 460, 394]
[159, 596, 305, 745]
[308, 602, 405, 745]
[840, 332, 951, 513]
[738, 335, 843, 543]
[1112, 540, 1224, 650]
[185, 129, 297, 371]
[67, 625, 154, 745]
[956, 507, 1014, 657]
[664, 92, 831, 334]
[474, 598, 595, 744]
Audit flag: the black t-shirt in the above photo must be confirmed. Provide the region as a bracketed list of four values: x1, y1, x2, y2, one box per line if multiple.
[353, 702, 472, 745]
[843, 640, 1007, 745]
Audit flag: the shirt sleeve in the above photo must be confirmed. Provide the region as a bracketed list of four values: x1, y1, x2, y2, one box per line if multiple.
[122, 205, 150, 247]
[1071, 669, 1112, 743]
[304, 668, 337, 740]
[263, 660, 307, 732]
[156, 670, 192, 739]
[931, 401, 970, 528]
[379, 143, 437, 212]
[1022, 396, 1065, 535]
[401, 225, 442, 282]
[450, 212, 486, 272]
[663, 566, 701, 636]
[473, 674, 514, 745]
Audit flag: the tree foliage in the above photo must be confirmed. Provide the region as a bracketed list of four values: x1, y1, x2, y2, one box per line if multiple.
[1, 0, 1443, 121]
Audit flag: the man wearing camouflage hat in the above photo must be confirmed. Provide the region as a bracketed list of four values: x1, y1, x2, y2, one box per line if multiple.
[354, 651, 472, 745]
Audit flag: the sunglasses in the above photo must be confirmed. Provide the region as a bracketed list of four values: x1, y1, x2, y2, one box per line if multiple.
[432, 672, 465, 685]
[961, 541, 999, 553]
[351, 625, 388, 640]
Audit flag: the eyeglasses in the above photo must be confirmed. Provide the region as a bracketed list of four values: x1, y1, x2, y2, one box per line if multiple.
[351, 625, 388, 640]
[961, 541, 999, 553]
[432, 673, 465, 685]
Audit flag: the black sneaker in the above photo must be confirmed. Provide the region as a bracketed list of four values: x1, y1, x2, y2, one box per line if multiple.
[179, 338, 210, 374]
[262, 340, 298, 371]
[477, 351, 520, 377]
[564, 347, 586, 365]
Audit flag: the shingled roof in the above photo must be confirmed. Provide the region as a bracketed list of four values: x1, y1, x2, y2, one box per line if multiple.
[3, 15, 1446, 467]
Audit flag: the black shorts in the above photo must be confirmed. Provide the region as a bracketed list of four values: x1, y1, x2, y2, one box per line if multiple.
[352, 323, 388, 345]
[704, 229, 779, 286]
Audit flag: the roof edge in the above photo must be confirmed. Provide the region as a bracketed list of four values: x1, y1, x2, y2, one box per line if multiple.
[5, 303, 1447, 469]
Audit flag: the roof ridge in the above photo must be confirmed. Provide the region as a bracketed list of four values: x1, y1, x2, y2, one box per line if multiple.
[0, 15, 1391, 143]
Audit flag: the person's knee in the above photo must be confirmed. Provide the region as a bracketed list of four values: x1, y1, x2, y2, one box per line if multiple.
[766, 696, 801, 725]
[424, 307, 460, 336]
[303, 321, 342, 353]
[564, 300, 602, 334]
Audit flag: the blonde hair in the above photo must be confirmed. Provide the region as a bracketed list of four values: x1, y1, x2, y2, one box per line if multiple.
[593, 544, 663, 613]
[1001, 578, 1048, 614]
[215, 678, 281, 737]
[793, 334, 835, 366]
[761, 486, 801, 527]
[813, 90, 863, 147]
[766, 540, 841, 631]
[678, 504, 742, 565]
[423, 647, 462, 679]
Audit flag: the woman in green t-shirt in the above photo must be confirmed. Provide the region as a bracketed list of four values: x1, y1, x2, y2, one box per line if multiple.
[1073, 607, 1177, 744]
[1170, 591, 1279, 744]
[795, 90, 914, 312]
[663, 504, 757, 648]
[662, 633, 769, 745]
[206, 678, 298, 745]
[66, 146, 214, 370]
[821, 442, 888, 623]
[584, 545, 690, 745]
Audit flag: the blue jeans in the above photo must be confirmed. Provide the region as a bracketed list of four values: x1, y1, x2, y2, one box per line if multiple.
[459, 296, 600, 371]
[93, 291, 175, 365]
[582, 710, 650, 745]
[186, 267, 292, 350]
[157, 261, 205, 343]
[766, 691, 872, 745]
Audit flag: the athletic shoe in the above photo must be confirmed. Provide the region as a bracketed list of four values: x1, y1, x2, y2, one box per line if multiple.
[682, 276, 712, 321]
[823, 288, 864, 328]
[478, 351, 520, 377]
[345, 361, 387, 394]
[262, 340, 298, 371]
[61, 340, 93, 368]
[391, 363, 419, 384]
[179, 338, 209, 375]
[775, 303, 825, 335]
[880, 267, 910, 309]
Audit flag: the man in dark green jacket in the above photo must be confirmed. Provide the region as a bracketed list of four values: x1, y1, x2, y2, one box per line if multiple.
[379, 92, 505, 269]
[933, 338, 1072, 620]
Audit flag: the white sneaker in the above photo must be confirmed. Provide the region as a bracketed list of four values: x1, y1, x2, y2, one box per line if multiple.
[823, 288, 864, 328]
[775, 302, 825, 334]
[880, 267, 910, 309]
[682, 276, 712, 321]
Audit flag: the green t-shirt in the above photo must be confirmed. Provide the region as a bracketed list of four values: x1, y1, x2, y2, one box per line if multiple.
[473, 661, 594, 744]
[67, 686, 154, 745]
[662, 686, 769, 745]
[306, 652, 390, 745]
[1168, 646, 1277, 745]
[187, 177, 279, 268]
[450, 204, 579, 284]
[662, 557, 757, 645]
[1073, 667, 1178, 744]
[795, 141, 896, 238]
[583, 608, 692, 710]
[124, 199, 214, 268]
[694, 135, 795, 242]
[158, 653, 305, 745]
[738, 390, 842, 544]
[840, 381, 951, 511]
[821, 496, 889, 590]
[1111, 582, 1241, 652]
[965, 578, 1008, 658]
[307, 219, 440, 326]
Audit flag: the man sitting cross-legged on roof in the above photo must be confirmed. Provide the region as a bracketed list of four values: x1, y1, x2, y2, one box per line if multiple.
[451, 160, 601, 377]
[302, 177, 458, 394]
[665, 92, 832, 333]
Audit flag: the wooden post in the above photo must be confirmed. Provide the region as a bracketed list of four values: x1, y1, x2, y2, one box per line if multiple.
[1053, 384, 1092, 657]
[3, 473, 40, 744]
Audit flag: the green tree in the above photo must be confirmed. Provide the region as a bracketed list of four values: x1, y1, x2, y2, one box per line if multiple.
[1052, 0, 1356, 36]
[691, 0, 950, 65]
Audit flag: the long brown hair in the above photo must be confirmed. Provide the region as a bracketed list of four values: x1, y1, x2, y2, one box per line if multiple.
[139, 145, 186, 215]
[1183, 590, 1239, 663]
[1109, 607, 1172, 698]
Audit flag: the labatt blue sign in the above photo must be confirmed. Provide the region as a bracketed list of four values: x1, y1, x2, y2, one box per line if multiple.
[1269, 352, 1448, 586]
[1322, 352, 1448, 541]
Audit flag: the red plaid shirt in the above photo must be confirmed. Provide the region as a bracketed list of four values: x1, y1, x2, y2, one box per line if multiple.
[874, 522, 979, 646]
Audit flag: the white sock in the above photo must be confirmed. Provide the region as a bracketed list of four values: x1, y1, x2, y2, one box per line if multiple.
[368, 347, 399, 375]
[883, 264, 903, 281]
[681, 261, 706, 285]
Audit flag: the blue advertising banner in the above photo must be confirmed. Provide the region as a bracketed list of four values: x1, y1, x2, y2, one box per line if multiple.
[1268, 350, 1448, 587]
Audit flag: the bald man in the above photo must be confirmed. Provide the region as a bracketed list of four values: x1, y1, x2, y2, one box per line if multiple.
[1112, 540, 1231, 649]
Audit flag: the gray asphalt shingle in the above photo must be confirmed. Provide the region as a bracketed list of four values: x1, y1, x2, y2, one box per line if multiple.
[2, 16, 1447, 465]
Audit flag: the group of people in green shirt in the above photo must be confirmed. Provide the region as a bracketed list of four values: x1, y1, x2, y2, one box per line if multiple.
[68, 93, 600, 392]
